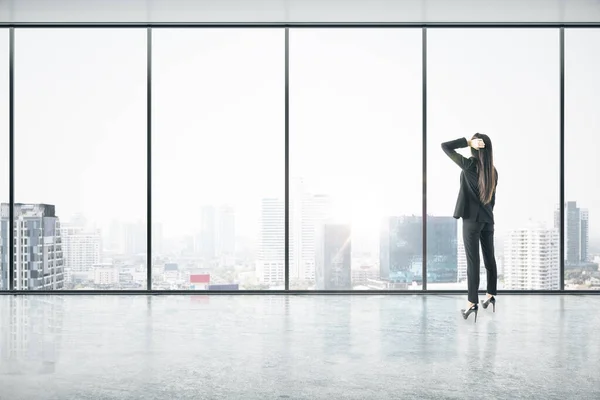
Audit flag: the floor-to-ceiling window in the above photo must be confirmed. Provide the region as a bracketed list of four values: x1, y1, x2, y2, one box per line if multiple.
[565, 29, 600, 290]
[14, 29, 147, 290]
[428, 29, 560, 291]
[289, 29, 422, 290]
[152, 29, 284, 290]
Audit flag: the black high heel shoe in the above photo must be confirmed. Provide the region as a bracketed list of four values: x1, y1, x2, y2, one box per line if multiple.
[461, 304, 478, 323]
[481, 296, 496, 312]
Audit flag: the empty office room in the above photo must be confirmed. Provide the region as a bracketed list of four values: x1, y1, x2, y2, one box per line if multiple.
[0, 1, 599, 399]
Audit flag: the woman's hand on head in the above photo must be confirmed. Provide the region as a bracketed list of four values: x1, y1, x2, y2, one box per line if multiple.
[468, 138, 485, 150]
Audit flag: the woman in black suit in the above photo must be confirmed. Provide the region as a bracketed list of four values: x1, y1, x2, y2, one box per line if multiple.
[441, 133, 498, 323]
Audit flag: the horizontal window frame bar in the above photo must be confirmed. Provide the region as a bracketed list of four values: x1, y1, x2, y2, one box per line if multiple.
[1, 290, 599, 295]
[1, 23, 600, 29]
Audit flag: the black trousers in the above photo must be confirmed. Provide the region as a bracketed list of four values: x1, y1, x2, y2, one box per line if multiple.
[463, 220, 498, 304]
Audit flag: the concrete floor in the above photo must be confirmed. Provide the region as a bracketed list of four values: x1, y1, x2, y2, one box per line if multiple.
[0, 294, 599, 400]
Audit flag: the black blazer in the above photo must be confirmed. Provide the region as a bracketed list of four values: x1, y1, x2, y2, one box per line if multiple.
[441, 138, 498, 223]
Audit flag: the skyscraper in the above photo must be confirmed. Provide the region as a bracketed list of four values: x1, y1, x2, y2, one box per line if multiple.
[290, 178, 331, 283]
[60, 221, 101, 284]
[0, 204, 64, 290]
[504, 222, 559, 290]
[315, 223, 352, 290]
[257, 198, 285, 286]
[196, 205, 236, 261]
[379, 216, 421, 283]
[379, 215, 457, 285]
[302, 194, 331, 281]
[216, 205, 236, 258]
[124, 221, 146, 256]
[555, 201, 589, 264]
[108, 220, 124, 254]
[581, 209, 589, 263]
[259, 179, 330, 287]
[198, 206, 216, 260]
[427, 216, 458, 283]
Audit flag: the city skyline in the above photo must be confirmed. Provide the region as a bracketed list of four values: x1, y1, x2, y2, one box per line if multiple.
[2, 195, 597, 291]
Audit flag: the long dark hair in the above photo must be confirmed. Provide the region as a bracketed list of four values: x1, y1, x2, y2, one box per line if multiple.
[471, 133, 496, 205]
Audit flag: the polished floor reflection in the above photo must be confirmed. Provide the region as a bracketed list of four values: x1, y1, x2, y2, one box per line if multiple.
[0, 294, 598, 399]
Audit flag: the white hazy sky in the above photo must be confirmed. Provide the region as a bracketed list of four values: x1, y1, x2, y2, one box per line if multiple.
[0, 28, 598, 244]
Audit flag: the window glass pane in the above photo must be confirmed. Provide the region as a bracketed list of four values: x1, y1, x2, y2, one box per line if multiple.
[0, 30, 7, 290]
[565, 29, 600, 290]
[290, 29, 422, 290]
[152, 29, 284, 290]
[428, 29, 560, 291]
[15, 29, 147, 290]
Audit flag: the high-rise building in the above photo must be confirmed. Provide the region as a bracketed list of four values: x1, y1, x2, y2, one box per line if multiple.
[504, 223, 559, 290]
[555, 201, 589, 264]
[217, 205, 236, 258]
[61, 222, 101, 275]
[290, 178, 331, 283]
[581, 209, 589, 263]
[257, 198, 285, 286]
[124, 221, 146, 256]
[196, 205, 236, 261]
[108, 220, 124, 253]
[315, 223, 352, 290]
[427, 216, 458, 283]
[258, 183, 330, 287]
[380, 215, 457, 285]
[303, 194, 331, 281]
[0, 203, 64, 290]
[198, 206, 216, 259]
[108, 220, 156, 257]
[380, 216, 421, 283]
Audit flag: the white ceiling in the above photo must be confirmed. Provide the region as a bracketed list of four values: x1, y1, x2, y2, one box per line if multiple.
[0, 0, 600, 24]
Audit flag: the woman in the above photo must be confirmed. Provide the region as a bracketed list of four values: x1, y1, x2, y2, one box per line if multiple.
[441, 133, 498, 323]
